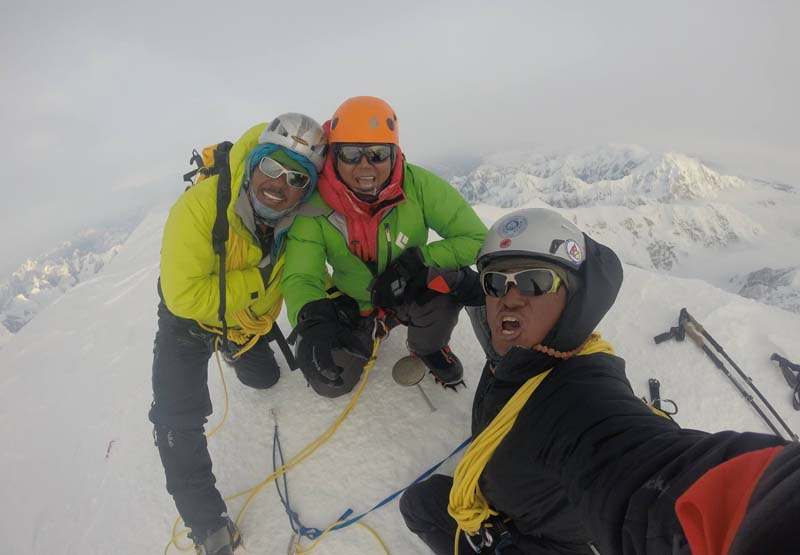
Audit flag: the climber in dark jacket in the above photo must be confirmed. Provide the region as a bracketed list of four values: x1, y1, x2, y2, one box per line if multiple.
[400, 207, 800, 555]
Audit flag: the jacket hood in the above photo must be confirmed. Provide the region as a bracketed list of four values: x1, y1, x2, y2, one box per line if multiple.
[228, 123, 266, 203]
[478, 234, 623, 383]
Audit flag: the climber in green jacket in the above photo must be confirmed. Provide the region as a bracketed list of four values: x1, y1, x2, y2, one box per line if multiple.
[281, 96, 488, 397]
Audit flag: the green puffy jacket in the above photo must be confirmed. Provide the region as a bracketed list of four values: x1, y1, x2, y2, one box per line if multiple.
[281, 162, 488, 325]
[159, 123, 289, 328]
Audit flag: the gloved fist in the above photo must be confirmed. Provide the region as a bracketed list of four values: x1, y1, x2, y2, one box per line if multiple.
[426, 266, 484, 306]
[371, 248, 428, 307]
[294, 299, 367, 387]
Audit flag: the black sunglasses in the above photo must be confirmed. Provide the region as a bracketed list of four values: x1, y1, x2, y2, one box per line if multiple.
[335, 144, 393, 165]
[480, 268, 563, 298]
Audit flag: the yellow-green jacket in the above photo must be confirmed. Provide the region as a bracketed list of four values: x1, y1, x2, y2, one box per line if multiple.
[160, 123, 290, 328]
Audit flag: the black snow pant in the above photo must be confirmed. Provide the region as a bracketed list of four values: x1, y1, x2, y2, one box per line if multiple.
[148, 292, 280, 538]
[400, 474, 595, 555]
[301, 292, 463, 398]
[392, 292, 462, 356]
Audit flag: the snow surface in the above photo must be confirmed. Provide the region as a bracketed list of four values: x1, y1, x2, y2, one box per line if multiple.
[1, 203, 800, 555]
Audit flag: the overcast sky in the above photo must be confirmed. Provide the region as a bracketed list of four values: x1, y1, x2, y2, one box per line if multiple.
[1, 0, 798, 276]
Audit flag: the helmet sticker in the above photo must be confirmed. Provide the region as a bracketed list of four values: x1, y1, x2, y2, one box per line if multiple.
[498, 215, 528, 238]
[499, 238, 512, 249]
[565, 239, 583, 263]
[369, 116, 380, 129]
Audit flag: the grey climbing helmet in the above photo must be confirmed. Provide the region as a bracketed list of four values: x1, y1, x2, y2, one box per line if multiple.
[477, 208, 587, 274]
[258, 113, 328, 171]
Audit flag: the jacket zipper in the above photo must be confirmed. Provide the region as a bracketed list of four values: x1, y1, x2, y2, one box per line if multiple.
[383, 223, 392, 272]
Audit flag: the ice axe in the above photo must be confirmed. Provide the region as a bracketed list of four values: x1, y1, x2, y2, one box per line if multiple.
[392, 356, 437, 412]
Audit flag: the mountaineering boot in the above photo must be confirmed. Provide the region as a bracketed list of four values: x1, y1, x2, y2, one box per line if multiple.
[193, 517, 242, 555]
[414, 345, 465, 389]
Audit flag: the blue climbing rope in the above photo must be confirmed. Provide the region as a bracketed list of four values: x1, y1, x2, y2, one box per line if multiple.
[270, 409, 473, 541]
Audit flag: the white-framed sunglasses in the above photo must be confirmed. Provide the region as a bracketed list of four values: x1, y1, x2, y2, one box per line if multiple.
[480, 267, 563, 298]
[258, 156, 310, 189]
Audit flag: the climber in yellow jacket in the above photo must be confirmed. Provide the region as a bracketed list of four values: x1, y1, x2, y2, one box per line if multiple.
[149, 113, 327, 555]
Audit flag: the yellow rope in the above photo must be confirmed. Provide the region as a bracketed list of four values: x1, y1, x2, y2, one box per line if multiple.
[447, 334, 613, 554]
[196, 228, 284, 358]
[356, 521, 390, 554]
[448, 369, 553, 551]
[164, 337, 383, 554]
[205, 340, 230, 439]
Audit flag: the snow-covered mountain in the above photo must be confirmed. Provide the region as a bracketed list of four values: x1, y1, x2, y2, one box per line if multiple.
[1, 205, 799, 555]
[0, 226, 132, 341]
[456, 146, 800, 313]
[453, 145, 747, 208]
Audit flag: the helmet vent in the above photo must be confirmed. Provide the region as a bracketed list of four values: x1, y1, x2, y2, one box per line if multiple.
[549, 239, 564, 254]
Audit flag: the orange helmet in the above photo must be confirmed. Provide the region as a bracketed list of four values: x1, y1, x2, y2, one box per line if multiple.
[329, 96, 399, 145]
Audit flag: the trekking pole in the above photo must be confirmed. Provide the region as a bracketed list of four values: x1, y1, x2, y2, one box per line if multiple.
[653, 309, 689, 345]
[683, 321, 784, 438]
[770, 353, 800, 412]
[683, 309, 798, 441]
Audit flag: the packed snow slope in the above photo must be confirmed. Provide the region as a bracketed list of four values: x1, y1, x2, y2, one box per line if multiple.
[1, 203, 799, 555]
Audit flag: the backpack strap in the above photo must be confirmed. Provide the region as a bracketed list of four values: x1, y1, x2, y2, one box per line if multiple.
[211, 141, 235, 351]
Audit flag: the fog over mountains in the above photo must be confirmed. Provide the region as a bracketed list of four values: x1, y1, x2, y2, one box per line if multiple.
[2, 144, 799, 345]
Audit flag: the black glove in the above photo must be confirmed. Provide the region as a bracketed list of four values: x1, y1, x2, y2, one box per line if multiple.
[371, 248, 428, 307]
[425, 266, 485, 306]
[294, 299, 367, 387]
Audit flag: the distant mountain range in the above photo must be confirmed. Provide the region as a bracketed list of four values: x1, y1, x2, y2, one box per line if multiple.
[0, 227, 131, 342]
[452, 145, 749, 207]
[451, 145, 800, 313]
